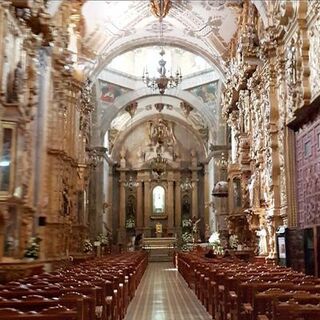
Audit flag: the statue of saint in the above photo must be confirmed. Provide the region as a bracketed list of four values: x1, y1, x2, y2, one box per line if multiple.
[12, 61, 24, 102]
[248, 174, 255, 207]
[119, 149, 126, 168]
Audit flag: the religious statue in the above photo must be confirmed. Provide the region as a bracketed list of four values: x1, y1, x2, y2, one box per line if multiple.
[256, 227, 268, 255]
[191, 216, 201, 243]
[191, 149, 197, 167]
[137, 147, 145, 163]
[248, 174, 255, 208]
[12, 61, 24, 102]
[119, 149, 126, 168]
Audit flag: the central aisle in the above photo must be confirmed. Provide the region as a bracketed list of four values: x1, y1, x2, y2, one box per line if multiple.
[124, 262, 212, 320]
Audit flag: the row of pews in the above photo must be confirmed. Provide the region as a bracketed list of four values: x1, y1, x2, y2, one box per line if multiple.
[177, 252, 320, 320]
[0, 251, 148, 320]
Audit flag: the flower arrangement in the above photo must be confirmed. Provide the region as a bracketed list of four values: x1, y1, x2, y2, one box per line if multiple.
[208, 231, 224, 255]
[125, 216, 135, 229]
[181, 232, 193, 243]
[24, 236, 41, 259]
[83, 239, 93, 253]
[229, 234, 239, 249]
[96, 233, 109, 246]
[177, 218, 194, 251]
[182, 219, 192, 228]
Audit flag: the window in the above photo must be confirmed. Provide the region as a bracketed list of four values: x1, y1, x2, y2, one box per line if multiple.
[153, 186, 165, 214]
[0, 123, 16, 194]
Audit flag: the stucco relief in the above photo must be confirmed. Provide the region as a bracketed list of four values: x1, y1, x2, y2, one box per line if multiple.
[309, 17, 320, 100]
[285, 35, 303, 120]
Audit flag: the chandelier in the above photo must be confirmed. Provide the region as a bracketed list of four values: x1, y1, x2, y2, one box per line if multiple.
[180, 177, 193, 192]
[124, 175, 139, 190]
[142, 48, 182, 95]
[142, 7, 182, 95]
[150, 152, 167, 178]
[215, 152, 228, 170]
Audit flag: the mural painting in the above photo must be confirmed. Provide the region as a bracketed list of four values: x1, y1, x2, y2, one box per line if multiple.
[99, 81, 131, 103]
[188, 81, 218, 104]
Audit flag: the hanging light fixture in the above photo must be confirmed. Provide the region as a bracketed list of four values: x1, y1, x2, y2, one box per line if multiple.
[180, 177, 193, 192]
[215, 152, 228, 170]
[212, 152, 229, 197]
[142, 11, 182, 95]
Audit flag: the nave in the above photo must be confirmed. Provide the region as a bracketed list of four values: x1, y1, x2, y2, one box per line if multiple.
[125, 262, 211, 320]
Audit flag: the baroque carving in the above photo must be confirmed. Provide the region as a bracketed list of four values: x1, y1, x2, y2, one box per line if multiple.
[309, 16, 320, 100]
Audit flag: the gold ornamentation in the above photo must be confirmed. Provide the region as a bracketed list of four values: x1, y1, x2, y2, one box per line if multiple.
[150, 0, 172, 19]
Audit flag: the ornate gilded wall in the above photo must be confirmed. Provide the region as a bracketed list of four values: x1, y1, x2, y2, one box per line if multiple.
[0, 0, 94, 261]
[222, 0, 320, 259]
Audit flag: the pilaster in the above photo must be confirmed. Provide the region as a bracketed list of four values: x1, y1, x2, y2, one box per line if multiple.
[167, 174, 174, 230]
[191, 170, 198, 218]
[174, 172, 181, 228]
[136, 172, 143, 229]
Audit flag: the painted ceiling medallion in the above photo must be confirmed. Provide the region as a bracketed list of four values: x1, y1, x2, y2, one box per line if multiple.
[150, 0, 172, 19]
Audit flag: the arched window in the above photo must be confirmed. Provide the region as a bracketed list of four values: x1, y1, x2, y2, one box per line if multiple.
[153, 186, 165, 214]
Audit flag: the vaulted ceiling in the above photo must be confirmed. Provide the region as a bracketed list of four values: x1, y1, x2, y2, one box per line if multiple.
[47, 0, 266, 151]
[78, 0, 243, 78]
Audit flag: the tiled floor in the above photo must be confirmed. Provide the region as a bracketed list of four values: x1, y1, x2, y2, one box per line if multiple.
[124, 262, 212, 320]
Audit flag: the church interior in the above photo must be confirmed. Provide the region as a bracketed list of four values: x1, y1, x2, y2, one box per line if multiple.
[0, 0, 320, 319]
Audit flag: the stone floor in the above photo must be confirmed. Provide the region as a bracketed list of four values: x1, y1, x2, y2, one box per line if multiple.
[124, 262, 212, 320]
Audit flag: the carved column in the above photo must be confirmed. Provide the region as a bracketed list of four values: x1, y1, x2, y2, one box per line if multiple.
[204, 164, 210, 226]
[286, 129, 298, 227]
[191, 170, 198, 218]
[119, 171, 126, 237]
[34, 48, 50, 217]
[167, 175, 174, 231]
[175, 172, 181, 228]
[143, 173, 151, 231]
[107, 170, 114, 231]
[136, 172, 143, 230]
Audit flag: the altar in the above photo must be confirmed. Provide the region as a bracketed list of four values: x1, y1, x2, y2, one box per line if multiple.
[142, 237, 176, 262]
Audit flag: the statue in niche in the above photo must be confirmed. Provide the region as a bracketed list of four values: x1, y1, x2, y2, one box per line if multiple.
[11, 61, 24, 102]
[233, 178, 242, 208]
[61, 179, 72, 216]
[191, 149, 197, 167]
[182, 196, 191, 218]
[137, 147, 145, 163]
[127, 196, 136, 217]
[119, 149, 126, 168]
[248, 174, 255, 207]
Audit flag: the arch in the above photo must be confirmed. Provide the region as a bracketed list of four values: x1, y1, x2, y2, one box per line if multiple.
[90, 36, 226, 82]
[251, 1, 269, 27]
[99, 87, 218, 137]
[109, 113, 209, 161]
